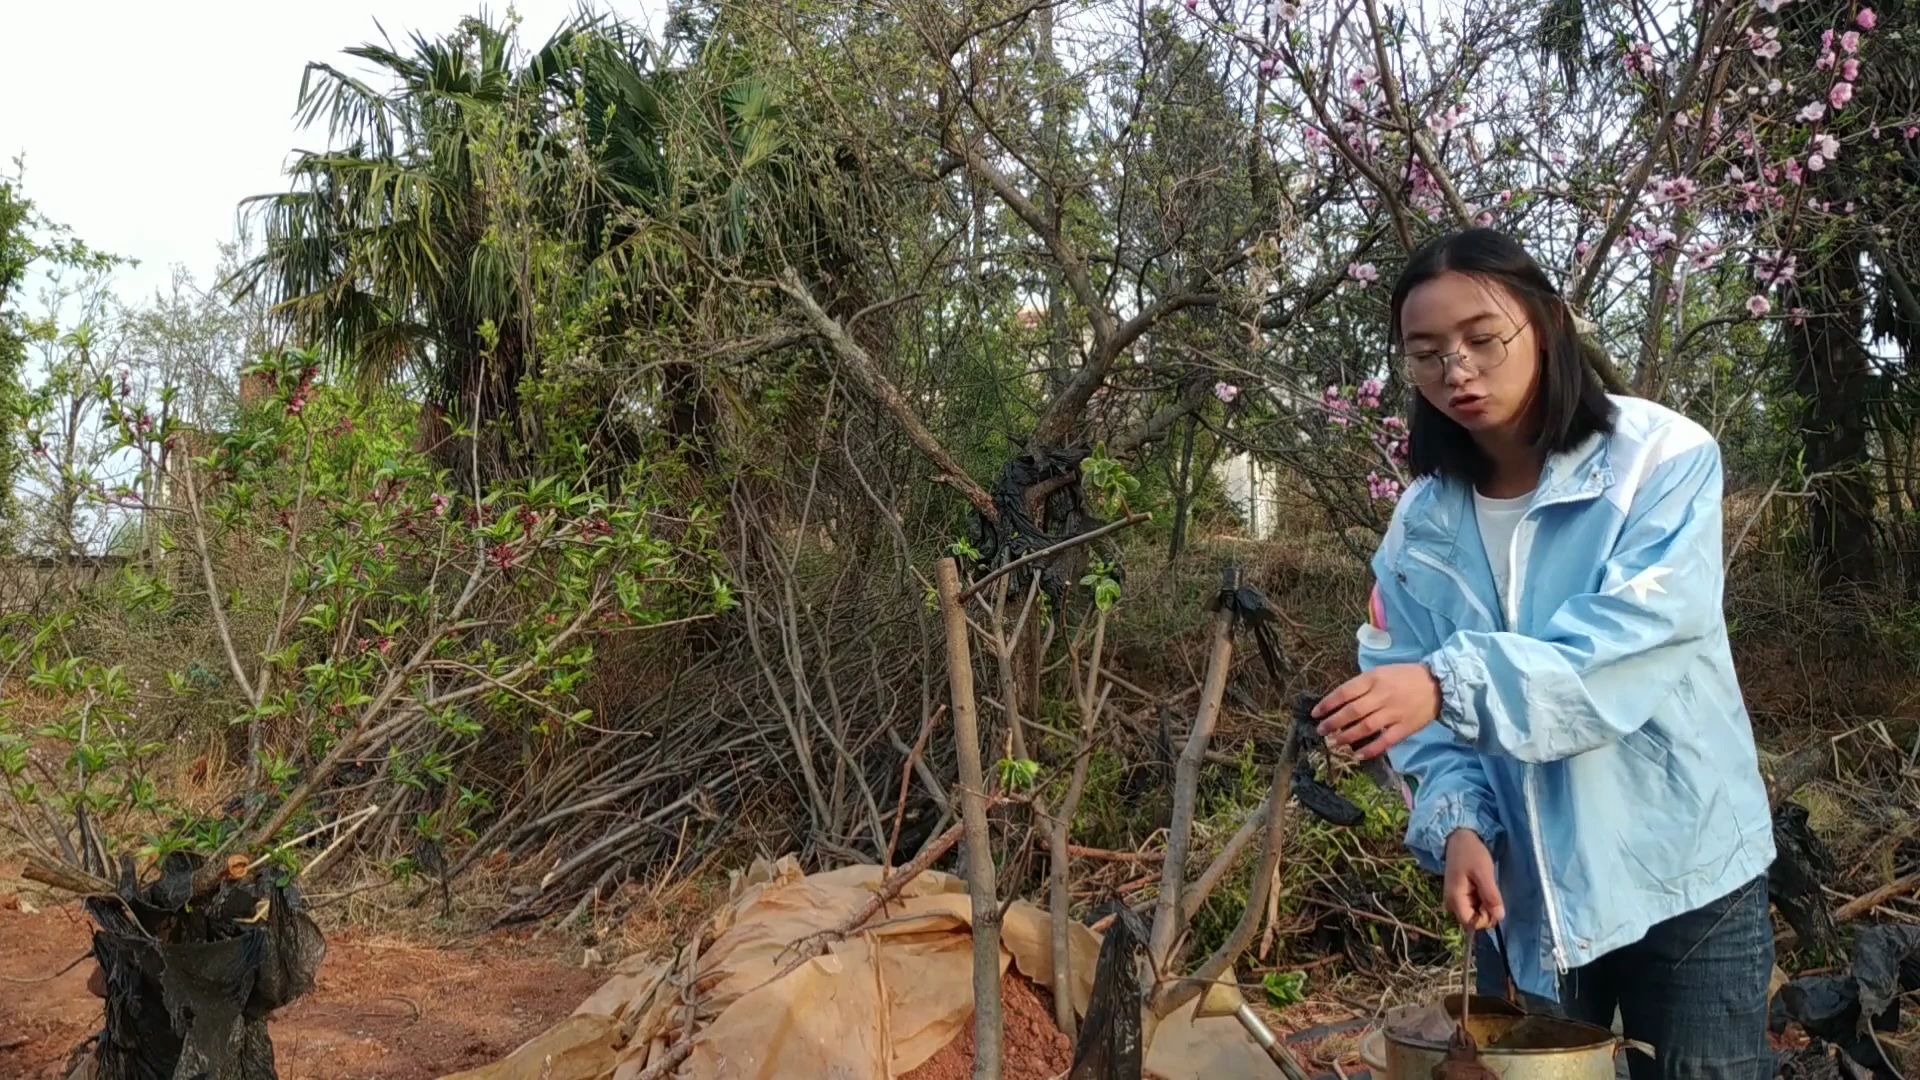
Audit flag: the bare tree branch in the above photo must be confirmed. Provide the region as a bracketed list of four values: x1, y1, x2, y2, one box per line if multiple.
[1567, 0, 1739, 308]
[776, 269, 999, 522]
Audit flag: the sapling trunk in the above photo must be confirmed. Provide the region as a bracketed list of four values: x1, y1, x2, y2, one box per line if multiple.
[1147, 592, 1236, 973]
[936, 557, 1003, 1080]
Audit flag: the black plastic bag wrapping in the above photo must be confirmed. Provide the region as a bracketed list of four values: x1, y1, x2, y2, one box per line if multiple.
[1851, 924, 1920, 1025]
[1772, 922, 1920, 1080]
[1777, 1041, 1878, 1080]
[1769, 802, 1838, 951]
[82, 852, 325, 1080]
[968, 446, 1103, 613]
[1069, 903, 1147, 1080]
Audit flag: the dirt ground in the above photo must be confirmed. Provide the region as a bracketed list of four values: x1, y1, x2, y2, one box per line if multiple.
[0, 886, 604, 1080]
[900, 971, 1077, 1080]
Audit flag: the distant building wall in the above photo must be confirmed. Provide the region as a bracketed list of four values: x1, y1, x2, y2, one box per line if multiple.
[1213, 450, 1282, 539]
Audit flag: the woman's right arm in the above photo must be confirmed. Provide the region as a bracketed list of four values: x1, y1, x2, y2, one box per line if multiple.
[1362, 550, 1506, 874]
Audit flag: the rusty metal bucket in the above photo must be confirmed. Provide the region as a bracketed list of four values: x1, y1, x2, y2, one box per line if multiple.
[1359, 995, 1652, 1080]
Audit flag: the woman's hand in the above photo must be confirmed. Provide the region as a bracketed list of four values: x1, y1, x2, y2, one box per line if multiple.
[1444, 829, 1505, 931]
[1312, 663, 1442, 759]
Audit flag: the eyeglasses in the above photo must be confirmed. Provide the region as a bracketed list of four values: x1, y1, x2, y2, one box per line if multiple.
[1401, 322, 1529, 386]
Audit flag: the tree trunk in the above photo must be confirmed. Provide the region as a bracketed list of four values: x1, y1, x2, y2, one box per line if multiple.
[1789, 250, 1879, 588]
[1169, 415, 1198, 559]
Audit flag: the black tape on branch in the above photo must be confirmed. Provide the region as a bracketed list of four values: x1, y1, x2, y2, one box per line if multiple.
[83, 851, 325, 1080]
[1209, 566, 1289, 691]
[969, 446, 1103, 612]
[1069, 901, 1147, 1080]
[1286, 693, 1366, 828]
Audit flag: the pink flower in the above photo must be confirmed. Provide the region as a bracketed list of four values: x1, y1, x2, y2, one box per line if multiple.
[1475, 210, 1495, 227]
[1348, 261, 1380, 285]
[1303, 125, 1328, 151]
[1822, 29, 1836, 49]
[1427, 103, 1472, 135]
[1815, 133, 1840, 159]
[1808, 153, 1828, 172]
[1367, 472, 1404, 503]
[1908, 127, 1920, 140]
[1830, 82, 1854, 110]
[430, 493, 451, 518]
[1184, 0, 1199, 10]
[1324, 386, 1353, 427]
[1857, 8, 1878, 30]
[487, 543, 520, 571]
[1258, 55, 1277, 78]
[1841, 31, 1861, 54]
[1575, 241, 1593, 261]
[1655, 176, 1699, 205]
[1688, 241, 1725, 269]
[1789, 307, 1810, 325]
[1758, 252, 1799, 286]
[1746, 295, 1772, 318]
[1818, 50, 1837, 70]
[1799, 102, 1827, 123]
[1841, 58, 1860, 80]
[1358, 379, 1385, 409]
[1213, 382, 1240, 404]
[1623, 41, 1659, 77]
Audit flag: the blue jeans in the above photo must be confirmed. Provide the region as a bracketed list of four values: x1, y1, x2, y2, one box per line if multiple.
[1476, 874, 1774, 1080]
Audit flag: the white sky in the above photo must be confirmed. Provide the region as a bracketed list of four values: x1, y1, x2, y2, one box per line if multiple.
[1, 0, 666, 304]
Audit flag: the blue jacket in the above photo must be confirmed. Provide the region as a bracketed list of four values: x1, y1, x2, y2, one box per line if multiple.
[1363, 395, 1775, 1000]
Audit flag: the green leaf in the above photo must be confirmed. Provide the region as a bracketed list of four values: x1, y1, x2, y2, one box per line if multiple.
[1262, 970, 1307, 1007]
[996, 757, 1041, 791]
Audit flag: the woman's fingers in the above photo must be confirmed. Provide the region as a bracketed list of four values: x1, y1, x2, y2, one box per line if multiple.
[1444, 831, 1505, 932]
[1352, 718, 1409, 759]
[1312, 673, 1373, 719]
[1445, 883, 1476, 926]
[1317, 689, 1384, 742]
[1471, 864, 1507, 925]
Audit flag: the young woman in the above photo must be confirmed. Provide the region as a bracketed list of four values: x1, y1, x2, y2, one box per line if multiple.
[1311, 228, 1776, 1080]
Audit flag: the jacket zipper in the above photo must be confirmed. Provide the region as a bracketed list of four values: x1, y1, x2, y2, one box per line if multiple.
[1504, 506, 1571, 975]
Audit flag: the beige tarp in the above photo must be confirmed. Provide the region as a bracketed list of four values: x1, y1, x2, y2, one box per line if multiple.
[441, 856, 1277, 1080]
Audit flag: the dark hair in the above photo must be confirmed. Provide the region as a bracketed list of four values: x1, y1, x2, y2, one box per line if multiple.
[1389, 228, 1616, 485]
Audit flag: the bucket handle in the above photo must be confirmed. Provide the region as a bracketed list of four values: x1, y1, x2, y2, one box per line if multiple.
[1614, 1039, 1657, 1061]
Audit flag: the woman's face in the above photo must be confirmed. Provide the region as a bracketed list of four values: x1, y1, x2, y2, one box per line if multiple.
[1399, 271, 1542, 437]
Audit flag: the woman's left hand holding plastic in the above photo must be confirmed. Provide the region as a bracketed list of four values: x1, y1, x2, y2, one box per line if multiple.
[1312, 663, 1441, 759]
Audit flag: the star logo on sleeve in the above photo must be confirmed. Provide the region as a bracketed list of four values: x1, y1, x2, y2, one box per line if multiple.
[1611, 565, 1672, 604]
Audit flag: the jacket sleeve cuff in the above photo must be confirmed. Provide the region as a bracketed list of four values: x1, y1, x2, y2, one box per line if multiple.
[1406, 792, 1505, 875]
[1425, 647, 1486, 746]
